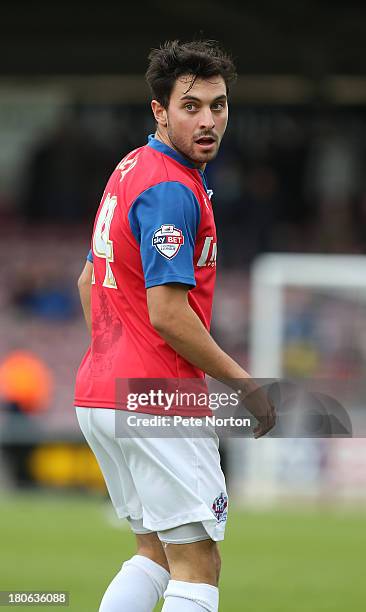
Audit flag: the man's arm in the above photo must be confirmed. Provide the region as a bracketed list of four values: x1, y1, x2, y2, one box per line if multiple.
[77, 260, 93, 335]
[147, 283, 276, 438]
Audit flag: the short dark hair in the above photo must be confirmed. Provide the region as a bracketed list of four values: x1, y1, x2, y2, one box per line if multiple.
[145, 39, 237, 108]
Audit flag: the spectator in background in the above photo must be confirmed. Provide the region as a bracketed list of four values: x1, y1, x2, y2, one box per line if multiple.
[305, 129, 362, 252]
[0, 351, 53, 487]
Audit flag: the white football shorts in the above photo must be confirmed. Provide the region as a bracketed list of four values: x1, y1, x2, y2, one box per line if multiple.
[75, 406, 228, 542]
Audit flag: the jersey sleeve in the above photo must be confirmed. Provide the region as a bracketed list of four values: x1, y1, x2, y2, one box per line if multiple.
[86, 249, 93, 263]
[128, 181, 201, 289]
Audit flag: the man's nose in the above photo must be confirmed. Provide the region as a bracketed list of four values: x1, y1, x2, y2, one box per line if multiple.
[198, 107, 215, 130]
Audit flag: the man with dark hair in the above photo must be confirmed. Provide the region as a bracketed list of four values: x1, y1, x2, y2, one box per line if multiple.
[75, 39, 275, 612]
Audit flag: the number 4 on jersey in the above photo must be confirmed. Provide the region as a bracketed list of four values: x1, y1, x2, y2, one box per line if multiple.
[93, 192, 118, 289]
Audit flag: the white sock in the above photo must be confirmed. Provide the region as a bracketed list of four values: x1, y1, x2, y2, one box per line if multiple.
[162, 580, 219, 612]
[99, 554, 170, 612]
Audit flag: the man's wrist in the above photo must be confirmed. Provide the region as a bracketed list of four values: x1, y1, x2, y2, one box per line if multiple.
[231, 377, 259, 399]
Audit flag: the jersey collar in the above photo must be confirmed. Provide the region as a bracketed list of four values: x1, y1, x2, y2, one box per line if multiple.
[147, 134, 197, 169]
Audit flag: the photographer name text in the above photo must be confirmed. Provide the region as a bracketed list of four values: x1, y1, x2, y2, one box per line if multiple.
[126, 415, 251, 428]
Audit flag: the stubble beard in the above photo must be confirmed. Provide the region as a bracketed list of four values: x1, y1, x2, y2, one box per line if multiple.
[167, 127, 220, 166]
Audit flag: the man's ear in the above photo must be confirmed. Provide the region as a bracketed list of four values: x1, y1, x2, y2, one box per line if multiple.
[151, 100, 168, 127]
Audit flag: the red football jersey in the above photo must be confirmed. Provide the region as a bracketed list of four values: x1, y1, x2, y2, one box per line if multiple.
[74, 135, 217, 415]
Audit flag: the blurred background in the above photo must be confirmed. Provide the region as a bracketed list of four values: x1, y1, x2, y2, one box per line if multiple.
[1, 2, 366, 610]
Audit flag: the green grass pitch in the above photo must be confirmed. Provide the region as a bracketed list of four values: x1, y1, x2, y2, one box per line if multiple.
[1, 491, 365, 611]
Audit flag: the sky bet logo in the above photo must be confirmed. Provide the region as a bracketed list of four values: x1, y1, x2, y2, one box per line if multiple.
[152, 224, 184, 259]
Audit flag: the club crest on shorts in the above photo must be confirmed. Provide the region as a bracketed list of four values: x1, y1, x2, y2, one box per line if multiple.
[152, 224, 184, 260]
[212, 492, 228, 523]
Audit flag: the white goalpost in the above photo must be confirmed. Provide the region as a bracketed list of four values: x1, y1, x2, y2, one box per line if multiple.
[229, 253, 366, 506]
[250, 253, 366, 378]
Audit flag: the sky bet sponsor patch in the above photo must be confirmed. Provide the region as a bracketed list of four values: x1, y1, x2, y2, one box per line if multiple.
[152, 224, 185, 259]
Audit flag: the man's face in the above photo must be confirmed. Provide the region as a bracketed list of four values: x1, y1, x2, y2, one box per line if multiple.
[162, 74, 228, 167]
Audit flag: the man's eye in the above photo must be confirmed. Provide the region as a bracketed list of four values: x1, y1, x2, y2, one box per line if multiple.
[185, 104, 196, 111]
[212, 102, 224, 111]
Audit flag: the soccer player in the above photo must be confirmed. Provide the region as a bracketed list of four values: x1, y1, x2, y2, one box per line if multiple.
[75, 40, 275, 612]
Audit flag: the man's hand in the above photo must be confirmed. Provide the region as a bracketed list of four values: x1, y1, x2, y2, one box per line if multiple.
[252, 401, 276, 438]
[238, 382, 277, 438]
